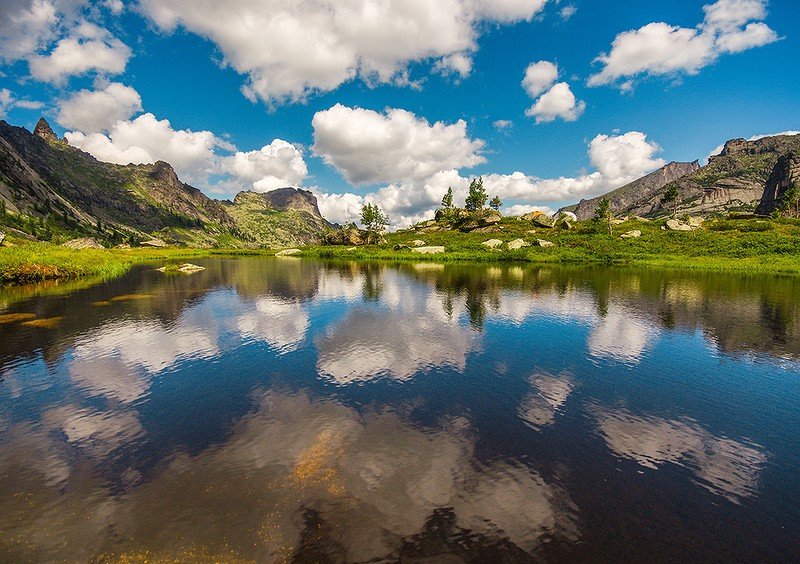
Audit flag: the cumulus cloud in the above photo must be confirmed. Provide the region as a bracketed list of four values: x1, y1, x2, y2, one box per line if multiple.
[588, 0, 779, 88]
[316, 130, 664, 228]
[522, 61, 559, 98]
[522, 61, 585, 124]
[0, 0, 62, 62]
[312, 104, 485, 185]
[28, 21, 131, 84]
[525, 82, 586, 123]
[59, 84, 308, 193]
[138, 0, 547, 105]
[492, 119, 514, 130]
[222, 140, 308, 193]
[56, 82, 142, 132]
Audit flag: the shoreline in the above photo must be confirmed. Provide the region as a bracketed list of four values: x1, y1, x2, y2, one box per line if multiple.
[2, 217, 800, 286]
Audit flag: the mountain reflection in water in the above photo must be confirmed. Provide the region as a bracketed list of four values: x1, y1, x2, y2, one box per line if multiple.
[0, 258, 798, 562]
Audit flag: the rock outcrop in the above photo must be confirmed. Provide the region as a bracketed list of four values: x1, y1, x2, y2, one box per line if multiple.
[259, 187, 323, 218]
[756, 153, 800, 216]
[566, 161, 699, 220]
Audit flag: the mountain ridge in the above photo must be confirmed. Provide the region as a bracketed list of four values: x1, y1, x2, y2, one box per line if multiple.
[0, 118, 327, 248]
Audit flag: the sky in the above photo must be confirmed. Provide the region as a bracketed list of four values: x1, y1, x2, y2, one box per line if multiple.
[1, 0, 798, 227]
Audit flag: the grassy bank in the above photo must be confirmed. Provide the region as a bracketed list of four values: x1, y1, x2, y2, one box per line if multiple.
[2, 217, 799, 286]
[301, 217, 800, 275]
[0, 240, 269, 285]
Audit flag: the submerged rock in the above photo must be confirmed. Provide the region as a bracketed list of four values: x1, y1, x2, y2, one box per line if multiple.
[276, 248, 302, 256]
[62, 237, 104, 249]
[412, 246, 445, 254]
[157, 263, 206, 274]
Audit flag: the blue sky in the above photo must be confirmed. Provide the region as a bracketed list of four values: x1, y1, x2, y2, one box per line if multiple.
[1, 0, 798, 226]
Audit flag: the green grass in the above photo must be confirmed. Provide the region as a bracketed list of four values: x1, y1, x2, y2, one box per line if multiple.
[300, 217, 800, 275]
[3, 216, 800, 286]
[0, 239, 270, 285]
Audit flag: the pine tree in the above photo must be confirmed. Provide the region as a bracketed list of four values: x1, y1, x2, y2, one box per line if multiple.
[662, 185, 679, 218]
[360, 203, 389, 243]
[489, 195, 502, 212]
[464, 177, 487, 212]
[594, 197, 614, 235]
[441, 187, 454, 209]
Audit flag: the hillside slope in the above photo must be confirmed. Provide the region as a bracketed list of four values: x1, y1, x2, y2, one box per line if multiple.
[0, 119, 328, 248]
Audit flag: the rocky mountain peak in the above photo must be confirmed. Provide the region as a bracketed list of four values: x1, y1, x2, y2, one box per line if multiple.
[254, 187, 322, 217]
[756, 152, 800, 215]
[149, 160, 181, 187]
[34, 118, 58, 143]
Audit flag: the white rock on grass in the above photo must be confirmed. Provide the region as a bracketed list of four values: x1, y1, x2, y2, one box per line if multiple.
[410, 240, 427, 247]
[412, 246, 445, 254]
[482, 239, 503, 249]
[535, 239, 556, 247]
[620, 230, 642, 239]
[507, 239, 531, 250]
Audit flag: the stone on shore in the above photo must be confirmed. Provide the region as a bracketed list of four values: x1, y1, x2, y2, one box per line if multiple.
[62, 237, 104, 249]
[412, 246, 445, 254]
[140, 238, 167, 248]
[276, 248, 302, 256]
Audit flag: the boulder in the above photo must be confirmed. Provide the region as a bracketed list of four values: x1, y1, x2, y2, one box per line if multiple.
[666, 219, 693, 231]
[620, 230, 642, 239]
[523, 211, 555, 228]
[325, 226, 368, 245]
[276, 248, 302, 256]
[412, 246, 445, 254]
[482, 239, 503, 249]
[140, 238, 167, 248]
[62, 237, 104, 249]
[410, 240, 427, 247]
[535, 239, 556, 248]
[115, 243, 131, 249]
[507, 238, 530, 250]
[481, 211, 502, 226]
[556, 218, 573, 230]
[558, 211, 578, 222]
[687, 216, 704, 228]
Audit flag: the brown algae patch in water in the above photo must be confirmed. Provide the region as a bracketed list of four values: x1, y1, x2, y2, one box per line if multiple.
[21, 317, 64, 329]
[110, 294, 155, 302]
[0, 313, 36, 324]
[91, 301, 112, 307]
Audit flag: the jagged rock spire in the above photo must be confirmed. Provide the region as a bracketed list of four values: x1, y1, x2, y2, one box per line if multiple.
[34, 118, 58, 143]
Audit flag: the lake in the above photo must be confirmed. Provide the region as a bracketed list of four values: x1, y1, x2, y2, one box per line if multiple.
[0, 258, 798, 562]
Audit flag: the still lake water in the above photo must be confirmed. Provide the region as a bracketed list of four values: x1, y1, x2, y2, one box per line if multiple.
[0, 258, 799, 562]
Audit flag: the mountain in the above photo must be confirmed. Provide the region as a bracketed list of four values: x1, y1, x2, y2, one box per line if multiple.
[756, 152, 800, 215]
[561, 133, 800, 219]
[0, 118, 328, 247]
[224, 190, 328, 247]
[564, 161, 700, 220]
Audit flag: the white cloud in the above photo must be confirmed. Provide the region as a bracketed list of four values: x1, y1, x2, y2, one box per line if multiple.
[222, 140, 308, 193]
[0, 0, 61, 62]
[525, 82, 586, 123]
[522, 61, 585, 124]
[28, 21, 131, 83]
[559, 5, 577, 20]
[492, 119, 514, 130]
[56, 82, 142, 132]
[522, 60, 559, 98]
[588, 0, 779, 88]
[139, 0, 547, 105]
[316, 130, 664, 228]
[312, 103, 485, 185]
[0, 88, 45, 118]
[65, 112, 229, 184]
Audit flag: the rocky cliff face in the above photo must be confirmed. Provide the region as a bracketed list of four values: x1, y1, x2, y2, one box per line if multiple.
[563, 133, 800, 219]
[567, 161, 699, 220]
[756, 152, 800, 215]
[0, 118, 329, 248]
[259, 187, 323, 217]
